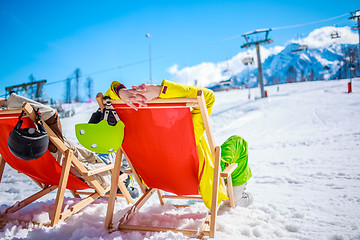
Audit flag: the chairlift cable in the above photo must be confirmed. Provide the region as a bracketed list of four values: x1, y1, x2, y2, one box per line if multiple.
[43, 12, 350, 87]
[272, 13, 348, 30]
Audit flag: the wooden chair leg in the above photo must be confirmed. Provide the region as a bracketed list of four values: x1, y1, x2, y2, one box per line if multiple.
[117, 175, 134, 204]
[50, 150, 73, 226]
[4, 186, 57, 214]
[210, 146, 221, 238]
[70, 190, 81, 198]
[0, 156, 5, 183]
[157, 190, 165, 205]
[105, 148, 123, 229]
[226, 175, 235, 208]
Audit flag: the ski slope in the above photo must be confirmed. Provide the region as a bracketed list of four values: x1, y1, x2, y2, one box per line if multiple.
[1, 79, 359, 239]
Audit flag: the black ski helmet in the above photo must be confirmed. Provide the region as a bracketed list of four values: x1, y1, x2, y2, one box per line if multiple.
[8, 109, 49, 161]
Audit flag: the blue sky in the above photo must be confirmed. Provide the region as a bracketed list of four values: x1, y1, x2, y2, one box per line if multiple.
[0, 0, 358, 101]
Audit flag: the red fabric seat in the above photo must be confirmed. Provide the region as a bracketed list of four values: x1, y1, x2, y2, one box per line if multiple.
[0, 113, 90, 190]
[114, 103, 199, 196]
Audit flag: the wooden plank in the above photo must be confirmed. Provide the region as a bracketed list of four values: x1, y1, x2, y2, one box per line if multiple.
[196, 91, 216, 158]
[113, 105, 198, 110]
[70, 190, 81, 198]
[105, 148, 123, 229]
[123, 151, 147, 194]
[161, 195, 202, 200]
[60, 192, 100, 221]
[31, 178, 46, 189]
[118, 188, 156, 226]
[220, 163, 238, 177]
[0, 156, 6, 183]
[157, 190, 165, 205]
[117, 174, 134, 205]
[22, 103, 68, 155]
[227, 175, 235, 208]
[108, 97, 199, 105]
[85, 164, 114, 176]
[118, 224, 199, 235]
[96, 92, 105, 110]
[4, 185, 57, 214]
[50, 150, 72, 226]
[209, 146, 221, 238]
[70, 155, 105, 195]
[0, 109, 23, 115]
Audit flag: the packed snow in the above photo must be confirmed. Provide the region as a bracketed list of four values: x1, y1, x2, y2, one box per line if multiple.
[1, 79, 360, 239]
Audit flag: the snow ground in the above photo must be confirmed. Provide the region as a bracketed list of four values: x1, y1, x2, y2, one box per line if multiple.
[1, 79, 360, 240]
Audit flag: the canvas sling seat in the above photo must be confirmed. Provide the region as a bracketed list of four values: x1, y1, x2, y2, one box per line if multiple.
[97, 91, 237, 239]
[0, 103, 133, 228]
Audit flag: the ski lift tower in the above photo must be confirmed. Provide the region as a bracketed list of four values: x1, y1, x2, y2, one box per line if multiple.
[241, 29, 273, 98]
[349, 10, 360, 76]
[349, 10, 360, 46]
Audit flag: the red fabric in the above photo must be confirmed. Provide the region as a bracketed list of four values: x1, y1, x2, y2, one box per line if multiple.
[0, 113, 90, 190]
[114, 103, 199, 196]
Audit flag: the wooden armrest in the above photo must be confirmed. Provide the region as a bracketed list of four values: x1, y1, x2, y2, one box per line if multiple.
[85, 164, 114, 176]
[220, 163, 238, 178]
[123, 169, 133, 174]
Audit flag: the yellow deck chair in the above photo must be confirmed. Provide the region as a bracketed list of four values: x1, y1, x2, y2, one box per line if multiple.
[0, 103, 134, 228]
[98, 91, 237, 239]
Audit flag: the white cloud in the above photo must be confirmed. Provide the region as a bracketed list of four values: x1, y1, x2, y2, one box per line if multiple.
[167, 45, 284, 87]
[167, 25, 357, 87]
[294, 26, 358, 49]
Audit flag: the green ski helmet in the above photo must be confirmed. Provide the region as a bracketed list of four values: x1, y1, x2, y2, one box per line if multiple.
[75, 98, 125, 154]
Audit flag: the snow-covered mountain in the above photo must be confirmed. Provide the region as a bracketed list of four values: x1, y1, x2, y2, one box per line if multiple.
[169, 26, 359, 89]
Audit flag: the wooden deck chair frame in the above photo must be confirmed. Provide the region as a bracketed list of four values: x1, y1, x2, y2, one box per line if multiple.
[97, 91, 238, 239]
[0, 103, 134, 228]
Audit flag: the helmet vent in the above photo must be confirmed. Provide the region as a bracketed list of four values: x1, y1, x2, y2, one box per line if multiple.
[91, 144, 97, 148]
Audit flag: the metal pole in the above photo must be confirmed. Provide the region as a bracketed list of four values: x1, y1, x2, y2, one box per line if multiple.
[255, 44, 265, 98]
[146, 33, 152, 84]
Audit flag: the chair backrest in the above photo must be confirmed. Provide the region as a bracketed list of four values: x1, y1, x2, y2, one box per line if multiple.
[0, 110, 90, 190]
[113, 102, 199, 196]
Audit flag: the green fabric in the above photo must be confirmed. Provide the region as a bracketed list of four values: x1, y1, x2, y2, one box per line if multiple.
[220, 135, 252, 186]
[75, 120, 125, 154]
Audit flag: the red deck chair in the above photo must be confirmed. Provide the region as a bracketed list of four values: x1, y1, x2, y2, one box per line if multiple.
[98, 91, 237, 239]
[0, 103, 133, 228]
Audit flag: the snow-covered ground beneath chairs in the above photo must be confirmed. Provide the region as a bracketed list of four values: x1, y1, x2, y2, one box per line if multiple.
[1, 79, 360, 239]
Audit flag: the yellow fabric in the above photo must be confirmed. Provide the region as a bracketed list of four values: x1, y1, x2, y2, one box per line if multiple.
[104, 81, 122, 100]
[159, 80, 228, 208]
[105, 80, 228, 208]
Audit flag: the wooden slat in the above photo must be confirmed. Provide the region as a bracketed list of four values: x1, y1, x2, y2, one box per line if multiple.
[113, 104, 199, 109]
[22, 103, 68, 155]
[0, 156, 6, 183]
[157, 190, 165, 205]
[117, 174, 134, 205]
[70, 155, 106, 195]
[123, 151, 147, 194]
[110, 97, 199, 105]
[118, 188, 156, 226]
[85, 164, 114, 176]
[118, 224, 199, 235]
[50, 150, 72, 226]
[226, 175, 235, 208]
[220, 163, 238, 177]
[197, 91, 216, 158]
[105, 148, 123, 229]
[161, 195, 202, 200]
[60, 192, 100, 221]
[209, 146, 221, 238]
[0, 109, 23, 115]
[3, 185, 57, 214]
